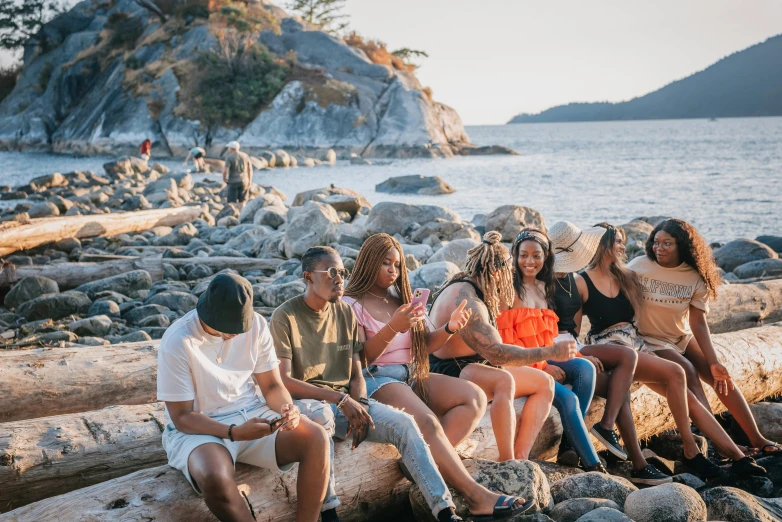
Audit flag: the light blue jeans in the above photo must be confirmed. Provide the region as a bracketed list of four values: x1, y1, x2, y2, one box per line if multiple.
[297, 397, 454, 517]
[548, 357, 600, 467]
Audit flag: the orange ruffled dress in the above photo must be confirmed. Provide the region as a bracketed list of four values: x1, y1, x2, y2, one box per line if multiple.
[496, 308, 560, 370]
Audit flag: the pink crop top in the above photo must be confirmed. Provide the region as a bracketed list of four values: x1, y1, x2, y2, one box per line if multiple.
[343, 296, 413, 366]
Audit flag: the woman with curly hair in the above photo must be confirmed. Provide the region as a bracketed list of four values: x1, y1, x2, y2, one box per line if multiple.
[429, 231, 576, 462]
[343, 233, 535, 519]
[630, 218, 781, 457]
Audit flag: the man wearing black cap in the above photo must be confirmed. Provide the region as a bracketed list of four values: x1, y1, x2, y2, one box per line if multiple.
[157, 273, 332, 522]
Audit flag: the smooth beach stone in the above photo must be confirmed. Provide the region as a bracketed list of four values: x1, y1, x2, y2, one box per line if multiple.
[713, 239, 778, 273]
[732, 258, 782, 279]
[261, 280, 306, 308]
[624, 482, 705, 522]
[74, 270, 153, 299]
[17, 291, 91, 320]
[292, 186, 369, 210]
[238, 193, 285, 223]
[114, 330, 153, 343]
[76, 336, 110, 346]
[410, 220, 480, 243]
[282, 201, 341, 258]
[254, 207, 287, 229]
[427, 238, 479, 266]
[123, 304, 171, 325]
[550, 472, 637, 508]
[69, 315, 112, 337]
[672, 473, 706, 490]
[224, 227, 270, 252]
[550, 498, 621, 522]
[365, 201, 461, 237]
[702, 486, 782, 522]
[573, 507, 632, 522]
[533, 460, 586, 485]
[645, 432, 708, 462]
[375, 175, 455, 195]
[145, 291, 198, 313]
[485, 205, 546, 241]
[748, 403, 782, 444]
[27, 201, 60, 218]
[137, 314, 171, 328]
[712, 471, 774, 497]
[87, 299, 120, 318]
[408, 261, 461, 293]
[152, 223, 199, 247]
[756, 235, 782, 253]
[4, 276, 59, 309]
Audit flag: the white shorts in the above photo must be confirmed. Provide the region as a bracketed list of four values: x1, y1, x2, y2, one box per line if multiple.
[162, 400, 294, 494]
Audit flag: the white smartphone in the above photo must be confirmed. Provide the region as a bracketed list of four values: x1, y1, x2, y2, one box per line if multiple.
[410, 288, 431, 310]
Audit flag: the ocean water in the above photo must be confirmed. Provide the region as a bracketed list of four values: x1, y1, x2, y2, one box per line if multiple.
[1, 117, 780, 243]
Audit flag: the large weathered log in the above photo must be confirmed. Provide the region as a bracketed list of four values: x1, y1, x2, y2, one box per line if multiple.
[0, 257, 165, 288]
[3, 324, 782, 521]
[0, 256, 283, 288]
[0, 404, 166, 512]
[0, 341, 158, 423]
[709, 280, 782, 334]
[0, 206, 201, 257]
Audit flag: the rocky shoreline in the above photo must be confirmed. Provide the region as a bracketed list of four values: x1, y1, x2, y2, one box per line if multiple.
[0, 156, 781, 521]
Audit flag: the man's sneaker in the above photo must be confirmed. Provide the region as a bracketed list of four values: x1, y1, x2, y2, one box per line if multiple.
[590, 423, 628, 460]
[731, 456, 767, 477]
[630, 464, 673, 486]
[683, 453, 722, 479]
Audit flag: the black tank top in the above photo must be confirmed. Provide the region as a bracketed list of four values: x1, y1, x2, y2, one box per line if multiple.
[581, 271, 635, 336]
[553, 273, 581, 337]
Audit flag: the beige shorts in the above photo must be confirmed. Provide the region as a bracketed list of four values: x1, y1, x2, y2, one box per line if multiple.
[162, 400, 293, 494]
[639, 334, 692, 355]
[586, 323, 645, 351]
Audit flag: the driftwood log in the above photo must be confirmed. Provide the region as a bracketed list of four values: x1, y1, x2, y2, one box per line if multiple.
[3, 323, 782, 520]
[0, 256, 284, 288]
[709, 280, 782, 333]
[0, 404, 166, 512]
[0, 206, 201, 257]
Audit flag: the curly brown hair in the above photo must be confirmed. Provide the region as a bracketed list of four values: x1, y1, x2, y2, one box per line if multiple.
[644, 219, 721, 298]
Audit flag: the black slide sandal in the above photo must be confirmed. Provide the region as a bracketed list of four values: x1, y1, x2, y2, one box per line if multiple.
[471, 495, 534, 521]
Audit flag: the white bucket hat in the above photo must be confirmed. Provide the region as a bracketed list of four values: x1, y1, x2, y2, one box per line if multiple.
[549, 221, 607, 274]
[227, 141, 241, 150]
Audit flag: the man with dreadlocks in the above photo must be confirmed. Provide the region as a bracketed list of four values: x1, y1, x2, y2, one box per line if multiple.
[271, 246, 530, 522]
[430, 231, 578, 461]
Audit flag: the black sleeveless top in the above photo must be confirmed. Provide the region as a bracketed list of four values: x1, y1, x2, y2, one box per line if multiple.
[553, 273, 581, 337]
[580, 271, 635, 336]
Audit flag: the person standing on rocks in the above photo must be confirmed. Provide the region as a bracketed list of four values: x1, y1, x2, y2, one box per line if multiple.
[428, 231, 578, 462]
[630, 218, 782, 458]
[184, 146, 207, 172]
[271, 246, 530, 522]
[157, 273, 333, 522]
[223, 141, 253, 208]
[574, 222, 766, 479]
[139, 138, 151, 161]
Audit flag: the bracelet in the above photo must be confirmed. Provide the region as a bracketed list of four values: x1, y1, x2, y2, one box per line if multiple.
[336, 393, 349, 410]
[376, 330, 393, 344]
[228, 423, 236, 442]
[386, 323, 400, 335]
[444, 322, 459, 335]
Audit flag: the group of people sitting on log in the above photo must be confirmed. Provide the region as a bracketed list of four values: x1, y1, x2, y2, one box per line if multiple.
[157, 218, 780, 522]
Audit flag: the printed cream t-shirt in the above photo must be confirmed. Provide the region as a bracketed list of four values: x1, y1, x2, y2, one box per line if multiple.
[628, 255, 710, 350]
[157, 309, 279, 423]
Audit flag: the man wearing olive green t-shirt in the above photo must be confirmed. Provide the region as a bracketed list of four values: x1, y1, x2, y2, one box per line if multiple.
[271, 246, 463, 522]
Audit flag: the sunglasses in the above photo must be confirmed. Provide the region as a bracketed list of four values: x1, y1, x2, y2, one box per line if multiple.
[493, 255, 512, 270]
[311, 266, 351, 280]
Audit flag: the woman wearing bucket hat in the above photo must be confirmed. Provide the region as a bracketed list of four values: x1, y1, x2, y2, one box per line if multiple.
[564, 222, 765, 479]
[496, 228, 606, 474]
[549, 221, 670, 484]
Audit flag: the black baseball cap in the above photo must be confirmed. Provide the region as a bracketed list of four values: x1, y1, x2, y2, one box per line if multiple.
[196, 273, 254, 334]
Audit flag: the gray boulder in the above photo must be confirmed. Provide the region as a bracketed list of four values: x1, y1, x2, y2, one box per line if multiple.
[52, 237, 80, 253]
[366, 202, 461, 237]
[225, 226, 269, 252]
[30, 172, 67, 190]
[238, 193, 284, 223]
[426, 239, 479, 267]
[321, 194, 367, 218]
[124, 304, 171, 325]
[17, 291, 91, 320]
[549, 498, 621, 522]
[254, 206, 288, 228]
[713, 239, 778, 273]
[69, 315, 112, 337]
[375, 175, 455, 195]
[74, 270, 153, 299]
[76, 336, 109, 346]
[550, 472, 637, 508]
[486, 205, 546, 241]
[671, 473, 705, 490]
[400, 243, 435, 263]
[27, 201, 60, 218]
[410, 220, 480, 243]
[5, 276, 59, 309]
[574, 507, 631, 522]
[87, 299, 120, 318]
[748, 402, 782, 444]
[146, 291, 198, 313]
[283, 201, 340, 258]
[621, 219, 655, 260]
[645, 431, 708, 462]
[115, 330, 153, 343]
[701, 486, 782, 522]
[623, 483, 705, 522]
[292, 186, 371, 212]
[732, 258, 782, 279]
[138, 314, 171, 328]
[262, 280, 306, 307]
[410, 459, 552, 520]
[408, 261, 461, 293]
[756, 235, 782, 253]
[152, 223, 199, 247]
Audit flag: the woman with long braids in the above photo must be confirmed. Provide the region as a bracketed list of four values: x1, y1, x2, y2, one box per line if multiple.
[577, 221, 765, 478]
[630, 218, 781, 457]
[343, 233, 535, 519]
[496, 228, 607, 473]
[429, 231, 575, 462]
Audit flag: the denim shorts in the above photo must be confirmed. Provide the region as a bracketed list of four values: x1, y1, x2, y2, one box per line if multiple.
[362, 364, 412, 397]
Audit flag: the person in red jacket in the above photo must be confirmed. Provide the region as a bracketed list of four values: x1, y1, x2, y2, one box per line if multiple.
[140, 139, 151, 161]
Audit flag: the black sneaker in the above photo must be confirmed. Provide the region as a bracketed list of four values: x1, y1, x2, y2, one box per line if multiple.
[731, 456, 767, 477]
[630, 464, 673, 486]
[683, 453, 722, 480]
[590, 423, 628, 460]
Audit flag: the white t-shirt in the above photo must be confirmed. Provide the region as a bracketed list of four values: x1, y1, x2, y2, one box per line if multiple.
[157, 310, 280, 422]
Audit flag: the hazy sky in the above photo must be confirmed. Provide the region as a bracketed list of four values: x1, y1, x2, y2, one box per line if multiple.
[3, 0, 781, 125]
[348, 0, 782, 124]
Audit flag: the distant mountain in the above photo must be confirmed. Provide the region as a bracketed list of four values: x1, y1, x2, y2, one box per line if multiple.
[508, 34, 782, 124]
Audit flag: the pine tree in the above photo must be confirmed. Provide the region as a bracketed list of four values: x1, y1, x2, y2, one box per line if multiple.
[288, 0, 349, 34]
[0, 0, 63, 51]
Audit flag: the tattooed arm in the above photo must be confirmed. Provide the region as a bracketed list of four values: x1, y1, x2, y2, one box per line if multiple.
[455, 283, 577, 366]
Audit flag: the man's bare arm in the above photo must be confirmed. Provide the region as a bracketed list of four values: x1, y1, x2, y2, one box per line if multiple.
[455, 283, 575, 366]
